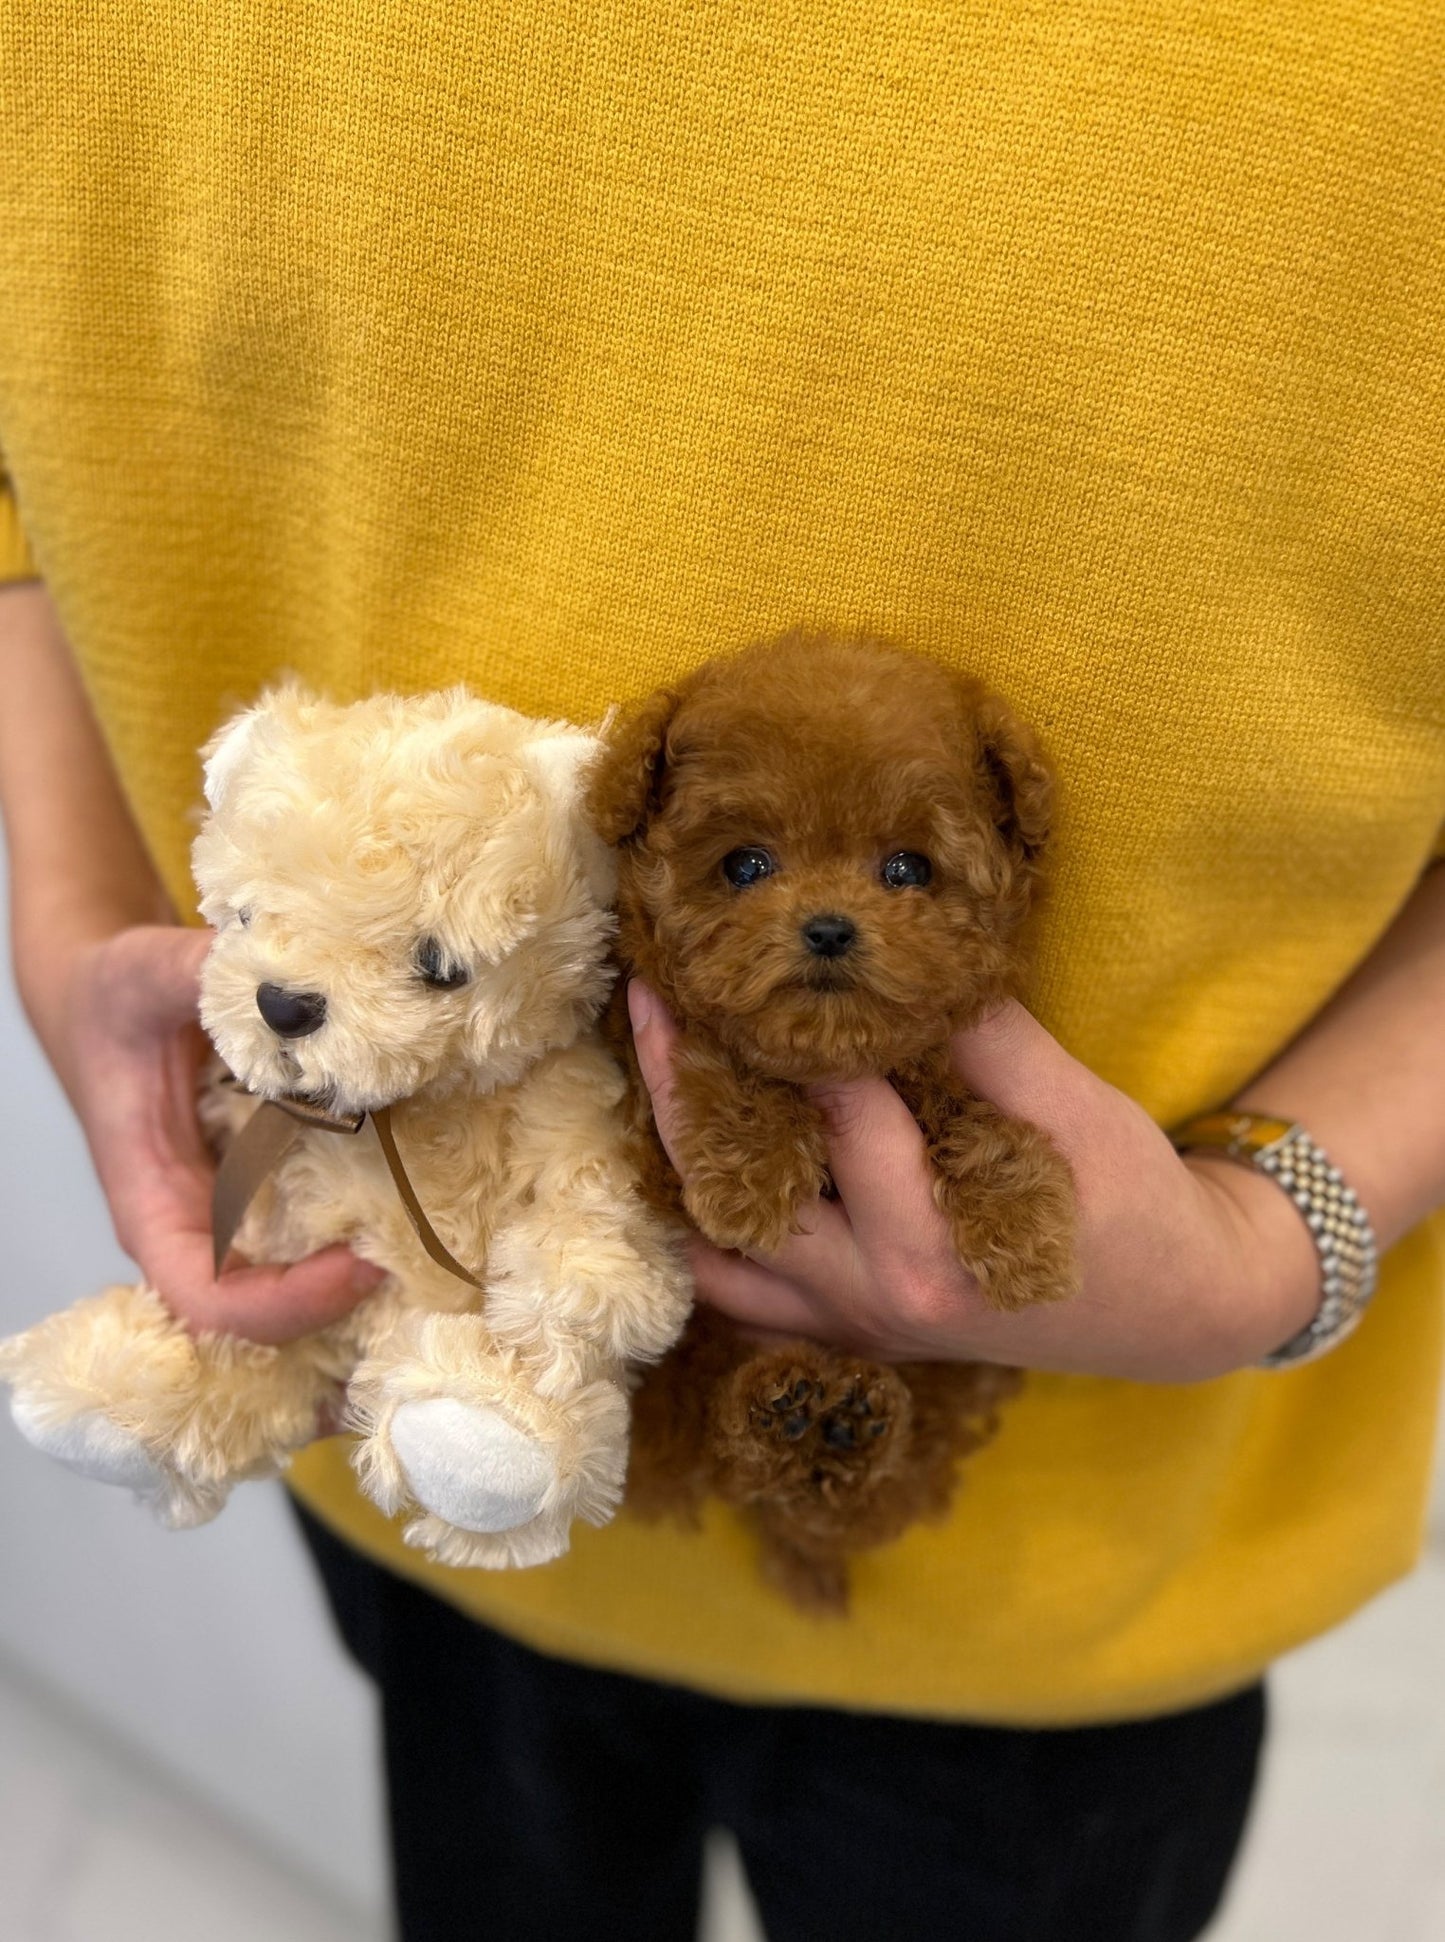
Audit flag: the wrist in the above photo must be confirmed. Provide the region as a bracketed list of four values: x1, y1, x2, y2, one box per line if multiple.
[14, 930, 110, 1108]
[14, 918, 180, 1110]
[1183, 1154, 1322, 1365]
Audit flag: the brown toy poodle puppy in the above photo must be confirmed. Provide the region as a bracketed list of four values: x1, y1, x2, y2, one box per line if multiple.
[589, 632, 1076, 1611]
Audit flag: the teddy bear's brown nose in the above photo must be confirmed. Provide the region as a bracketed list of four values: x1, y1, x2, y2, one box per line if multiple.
[801, 914, 857, 959]
[256, 982, 328, 1038]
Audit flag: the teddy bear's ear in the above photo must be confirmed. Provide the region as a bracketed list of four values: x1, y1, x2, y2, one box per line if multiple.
[524, 727, 602, 809]
[201, 704, 264, 812]
[971, 690, 1054, 868]
[585, 686, 682, 846]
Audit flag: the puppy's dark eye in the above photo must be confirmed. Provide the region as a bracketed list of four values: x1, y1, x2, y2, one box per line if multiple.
[881, 851, 932, 889]
[237, 908, 253, 929]
[415, 937, 470, 990]
[721, 847, 776, 889]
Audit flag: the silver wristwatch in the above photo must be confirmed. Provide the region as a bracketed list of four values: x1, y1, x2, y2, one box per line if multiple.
[1171, 1112, 1379, 1368]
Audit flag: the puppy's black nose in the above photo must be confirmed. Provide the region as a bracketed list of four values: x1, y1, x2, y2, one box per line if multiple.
[256, 983, 328, 1038]
[801, 914, 857, 959]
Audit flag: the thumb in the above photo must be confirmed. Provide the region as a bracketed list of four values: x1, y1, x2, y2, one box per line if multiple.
[948, 1000, 1097, 1138]
[804, 1074, 938, 1247]
[149, 926, 213, 1013]
[625, 980, 689, 1177]
[96, 924, 214, 1038]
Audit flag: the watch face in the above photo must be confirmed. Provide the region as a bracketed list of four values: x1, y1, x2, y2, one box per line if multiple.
[1171, 1110, 1295, 1157]
[1226, 1114, 1296, 1155]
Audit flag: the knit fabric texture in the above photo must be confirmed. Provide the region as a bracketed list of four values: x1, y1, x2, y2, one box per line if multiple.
[2, 1, 1443, 1722]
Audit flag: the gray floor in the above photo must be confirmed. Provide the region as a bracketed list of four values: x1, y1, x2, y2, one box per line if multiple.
[5, 1547, 1445, 1942]
[0, 1660, 377, 1942]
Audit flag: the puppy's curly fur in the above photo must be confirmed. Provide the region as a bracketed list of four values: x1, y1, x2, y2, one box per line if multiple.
[590, 633, 1075, 1612]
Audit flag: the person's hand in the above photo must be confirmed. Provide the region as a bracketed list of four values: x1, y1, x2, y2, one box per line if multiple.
[628, 984, 1322, 1383]
[57, 924, 385, 1344]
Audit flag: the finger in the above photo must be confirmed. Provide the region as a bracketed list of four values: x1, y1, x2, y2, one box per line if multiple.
[948, 999, 1096, 1139]
[626, 980, 688, 1175]
[97, 926, 213, 1040]
[732, 1322, 826, 1350]
[686, 1237, 822, 1337]
[804, 1074, 941, 1255]
[688, 1240, 907, 1356]
[116, 1137, 385, 1342]
[145, 1219, 386, 1344]
[209, 1247, 388, 1343]
[145, 926, 212, 1016]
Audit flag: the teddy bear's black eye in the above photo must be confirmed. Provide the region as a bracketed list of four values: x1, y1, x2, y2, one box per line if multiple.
[881, 851, 932, 889]
[415, 937, 470, 990]
[721, 847, 776, 889]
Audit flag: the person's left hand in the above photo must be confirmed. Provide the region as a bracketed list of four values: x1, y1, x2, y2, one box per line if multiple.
[627, 983, 1321, 1383]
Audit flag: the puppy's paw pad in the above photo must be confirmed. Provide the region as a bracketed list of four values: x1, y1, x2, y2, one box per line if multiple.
[818, 1380, 895, 1451]
[391, 1397, 556, 1534]
[762, 1375, 821, 1442]
[9, 1395, 168, 1496]
[748, 1369, 902, 1483]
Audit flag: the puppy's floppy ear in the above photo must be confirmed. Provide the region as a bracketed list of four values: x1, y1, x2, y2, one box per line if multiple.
[971, 690, 1054, 868]
[585, 686, 682, 846]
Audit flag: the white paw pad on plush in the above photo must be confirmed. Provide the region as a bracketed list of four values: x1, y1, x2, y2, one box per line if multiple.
[390, 1398, 557, 1534]
[9, 1393, 167, 1499]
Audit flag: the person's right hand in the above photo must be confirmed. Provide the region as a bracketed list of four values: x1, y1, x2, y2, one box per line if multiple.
[58, 924, 385, 1344]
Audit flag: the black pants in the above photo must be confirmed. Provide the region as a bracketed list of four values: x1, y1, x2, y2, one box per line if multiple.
[294, 1503, 1263, 1942]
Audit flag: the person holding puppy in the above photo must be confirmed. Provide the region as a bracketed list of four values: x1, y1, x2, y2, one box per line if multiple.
[3, 7, 1444, 1940]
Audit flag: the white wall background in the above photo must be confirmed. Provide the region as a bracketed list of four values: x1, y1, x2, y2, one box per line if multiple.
[0, 858, 389, 1922]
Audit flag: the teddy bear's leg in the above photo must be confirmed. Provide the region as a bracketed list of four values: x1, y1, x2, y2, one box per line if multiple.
[903, 1078, 1078, 1312]
[1, 1284, 340, 1527]
[348, 1311, 631, 1570]
[667, 1038, 831, 1254]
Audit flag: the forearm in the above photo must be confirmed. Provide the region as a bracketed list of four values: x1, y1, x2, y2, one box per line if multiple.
[0, 582, 172, 1081]
[1225, 861, 1445, 1254]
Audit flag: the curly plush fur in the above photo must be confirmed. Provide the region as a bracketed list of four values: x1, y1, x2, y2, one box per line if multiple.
[590, 633, 1075, 1611]
[1, 688, 690, 1567]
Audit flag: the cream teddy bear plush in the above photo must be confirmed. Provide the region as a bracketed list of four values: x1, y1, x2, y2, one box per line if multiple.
[0, 687, 690, 1568]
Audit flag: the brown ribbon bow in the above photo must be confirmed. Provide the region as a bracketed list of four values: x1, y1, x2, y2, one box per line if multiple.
[211, 1090, 482, 1289]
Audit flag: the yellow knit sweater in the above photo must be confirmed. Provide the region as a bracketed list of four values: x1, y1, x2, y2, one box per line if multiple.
[3, 2, 1443, 1723]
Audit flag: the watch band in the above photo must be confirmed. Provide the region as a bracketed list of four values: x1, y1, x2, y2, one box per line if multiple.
[1171, 1111, 1379, 1368]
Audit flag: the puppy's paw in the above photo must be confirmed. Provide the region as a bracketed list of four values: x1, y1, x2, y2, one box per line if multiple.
[681, 1167, 797, 1254]
[670, 1049, 829, 1254]
[970, 1217, 1078, 1313]
[711, 1354, 913, 1512]
[929, 1106, 1079, 1311]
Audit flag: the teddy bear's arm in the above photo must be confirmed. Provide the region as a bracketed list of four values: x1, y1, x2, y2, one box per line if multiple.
[667, 1035, 831, 1255]
[894, 1063, 1079, 1312]
[480, 1039, 694, 1394]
